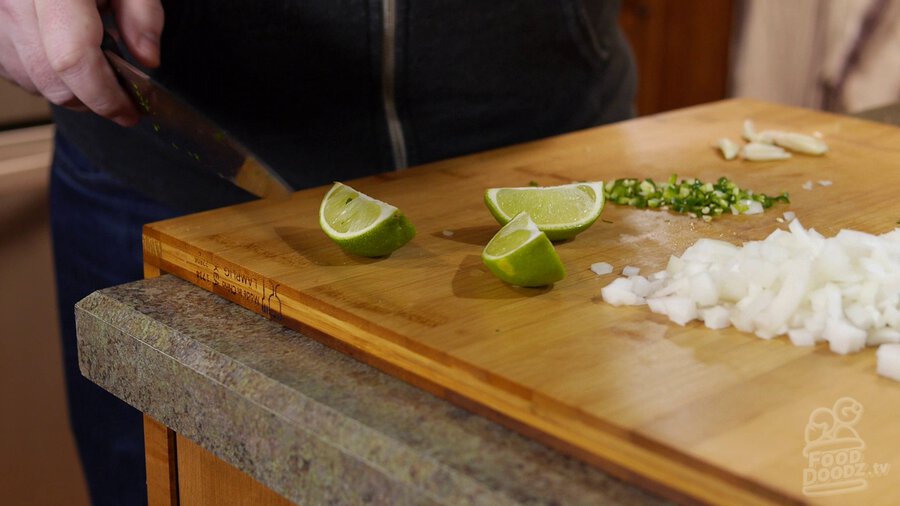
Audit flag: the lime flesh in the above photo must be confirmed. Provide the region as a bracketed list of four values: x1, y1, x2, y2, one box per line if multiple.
[319, 182, 415, 257]
[484, 182, 605, 241]
[482, 212, 566, 287]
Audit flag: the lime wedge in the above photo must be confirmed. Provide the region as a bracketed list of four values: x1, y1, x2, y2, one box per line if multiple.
[319, 182, 416, 257]
[482, 212, 566, 287]
[484, 181, 605, 241]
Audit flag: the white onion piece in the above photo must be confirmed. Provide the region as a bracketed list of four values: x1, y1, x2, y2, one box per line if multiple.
[877, 344, 900, 381]
[701, 306, 731, 329]
[600, 220, 900, 380]
[658, 296, 698, 326]
[823, 318, 867, 355]
[590, 262, 613, 276]
[871, 328, 900, 345]
[600, 278, 644, 306]
[630, 276, 654, 297]
[622, 266, 640, 277]
[788, 329, 816, 347]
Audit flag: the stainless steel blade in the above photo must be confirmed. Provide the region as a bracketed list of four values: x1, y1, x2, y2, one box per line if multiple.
[101, 34, 293, 199]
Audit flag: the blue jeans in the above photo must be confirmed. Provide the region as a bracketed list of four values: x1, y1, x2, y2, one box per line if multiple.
[50, 134, 180, 506]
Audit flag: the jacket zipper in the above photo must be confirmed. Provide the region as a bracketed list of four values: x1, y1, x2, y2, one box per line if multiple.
[381, 0, 409, 170]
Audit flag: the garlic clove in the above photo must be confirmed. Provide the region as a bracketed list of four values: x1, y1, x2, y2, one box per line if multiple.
[770, 132, 829, 155]
[742, 119, 761, 143]
[717, 137, 739, 160]
[742, 142, 792, 161]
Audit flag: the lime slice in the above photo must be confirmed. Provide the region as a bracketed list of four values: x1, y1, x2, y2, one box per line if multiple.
[484, 181, 605, 241]
[482, 212, 566, 287]
[319, 182, 416, 257]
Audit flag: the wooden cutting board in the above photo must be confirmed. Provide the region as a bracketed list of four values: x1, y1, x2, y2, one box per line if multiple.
[144, 99, 900, 505]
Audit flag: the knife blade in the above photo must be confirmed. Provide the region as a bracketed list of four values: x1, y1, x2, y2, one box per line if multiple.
[100, 29, 293, 199]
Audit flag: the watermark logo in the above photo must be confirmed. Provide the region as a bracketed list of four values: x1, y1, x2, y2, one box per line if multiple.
[802, 397, 891, 497]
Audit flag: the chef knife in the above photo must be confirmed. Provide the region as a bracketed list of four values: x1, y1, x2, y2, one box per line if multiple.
[100, 29, 293, 199]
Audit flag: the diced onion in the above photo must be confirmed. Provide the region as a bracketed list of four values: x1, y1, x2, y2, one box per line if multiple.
[590, 262, 613, 275]
[600, 278, 644, 306]
[622, 266, 641, 277]
[600, 219, 900, 380]
[877, 344, 900, 381]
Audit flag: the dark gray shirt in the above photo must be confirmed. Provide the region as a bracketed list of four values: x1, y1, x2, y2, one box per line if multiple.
[53, 0, 636, 212]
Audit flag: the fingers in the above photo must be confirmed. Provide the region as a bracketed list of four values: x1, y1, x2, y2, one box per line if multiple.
[33, 0, 137, 126]
[112, 0, 164, 68]
[7, 2, 77, 104]
[0, 33, 34, 92]
[2, 0, 140, 124]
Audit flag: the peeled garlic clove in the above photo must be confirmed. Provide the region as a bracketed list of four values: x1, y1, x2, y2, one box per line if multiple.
[742, 142, 791, 161]
[755, 129, 786, 144]
[717, 137, 739, 160]
[770, 132, 829, 155]
[742, 119, 761, 143]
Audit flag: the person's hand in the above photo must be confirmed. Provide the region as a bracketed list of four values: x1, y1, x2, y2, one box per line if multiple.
[0, 0, 163, 126]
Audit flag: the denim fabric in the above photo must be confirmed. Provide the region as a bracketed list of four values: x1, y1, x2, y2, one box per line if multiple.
[49, 133, 180, 506]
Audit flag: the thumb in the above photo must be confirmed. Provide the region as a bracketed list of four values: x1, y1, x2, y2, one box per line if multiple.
[111, 0, 164, 68]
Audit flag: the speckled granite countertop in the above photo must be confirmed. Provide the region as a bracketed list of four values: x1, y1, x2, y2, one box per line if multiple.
[76, 274, 668, 505]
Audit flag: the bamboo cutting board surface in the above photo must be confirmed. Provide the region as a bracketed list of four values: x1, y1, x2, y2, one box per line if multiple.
[144, 99, 900, 505]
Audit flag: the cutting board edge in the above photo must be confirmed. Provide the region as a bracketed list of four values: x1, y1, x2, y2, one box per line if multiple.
[142, 226, 803, 506]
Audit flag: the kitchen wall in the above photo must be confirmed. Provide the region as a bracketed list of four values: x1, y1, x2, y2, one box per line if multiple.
[730, 0, 900, 113]
[0, 83, 88, 505]
[0, 80, 50, 128]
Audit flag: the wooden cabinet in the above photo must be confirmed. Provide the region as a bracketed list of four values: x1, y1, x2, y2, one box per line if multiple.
[619, 0, 735, 115]
[145, 416, 293, 506]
